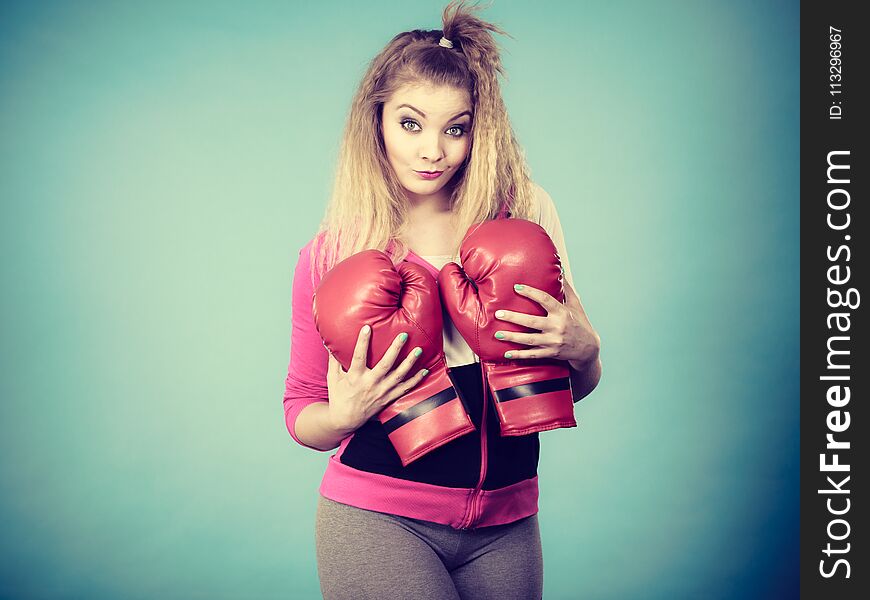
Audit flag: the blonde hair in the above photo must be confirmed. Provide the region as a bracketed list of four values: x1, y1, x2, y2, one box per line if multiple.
[310, 0, 536, 284]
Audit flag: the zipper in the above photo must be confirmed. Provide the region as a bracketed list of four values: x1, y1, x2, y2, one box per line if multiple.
[460, 358, 489, 529]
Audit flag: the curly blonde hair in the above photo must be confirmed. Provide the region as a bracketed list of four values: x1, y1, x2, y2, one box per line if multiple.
[310, 0, 536, 283]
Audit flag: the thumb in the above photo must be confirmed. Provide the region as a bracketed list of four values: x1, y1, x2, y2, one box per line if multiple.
[327, 352, 344, 383]
[563, 278, 580, 307]
[563, 279, 593, 326]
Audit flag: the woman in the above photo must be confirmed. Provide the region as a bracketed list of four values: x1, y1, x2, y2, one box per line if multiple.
[282, 2, 602, 598]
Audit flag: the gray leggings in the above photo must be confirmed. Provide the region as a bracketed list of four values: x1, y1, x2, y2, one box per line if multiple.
[315, 496, 543, 600]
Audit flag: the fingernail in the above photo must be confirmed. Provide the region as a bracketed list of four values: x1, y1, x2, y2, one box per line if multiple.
[495, 332, 505, 339]
[504, 351, 513, 359]
[514, 284, 524, 291]
[399, 332, 408, 343]
[362, 325, 370, 334]
[421, 368, 429, 376]
[495, 310, 505, 319]
[414, 347, 423, 357]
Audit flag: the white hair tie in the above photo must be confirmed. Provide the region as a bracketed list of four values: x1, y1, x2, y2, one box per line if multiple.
[439, 36, 454, 49]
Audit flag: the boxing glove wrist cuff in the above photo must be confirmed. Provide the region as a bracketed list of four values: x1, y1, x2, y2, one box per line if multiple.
[379, 361, 475, 466]
[483, 360, 577, 437]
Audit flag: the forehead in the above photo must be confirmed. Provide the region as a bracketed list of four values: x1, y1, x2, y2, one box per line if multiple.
[385, 82, 472, 116]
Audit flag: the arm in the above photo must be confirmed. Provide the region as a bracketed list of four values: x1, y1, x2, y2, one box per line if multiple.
[293, 399, 354, 452]
[282, 239, 351, 451]
[534, 184, 602, 402]
[566, 304, 602, 403]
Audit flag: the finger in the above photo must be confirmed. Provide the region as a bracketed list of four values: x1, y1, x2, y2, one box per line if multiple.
[501, 347, 557, 360]
[511, 283, 563, 313]
[371, 331, 410, 379]
[493, 308, 547, 331]
[387, 345, 423, 384]
[326, 353, 336, 384]
[382, 365, 430, 406]
[327, 353, 346, 384]
[492, 330, 548, 347]
[348, 324, 371, 374]
[329, 352, 346, 374]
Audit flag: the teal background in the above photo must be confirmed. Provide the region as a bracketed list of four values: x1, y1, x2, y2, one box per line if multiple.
[0, 1, 799, 598]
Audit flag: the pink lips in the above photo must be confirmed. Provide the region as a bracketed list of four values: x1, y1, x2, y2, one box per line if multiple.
[415, 170, 443, 180]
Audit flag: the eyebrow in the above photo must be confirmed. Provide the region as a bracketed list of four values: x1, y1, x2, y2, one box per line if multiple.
[395, 104, 472, 121]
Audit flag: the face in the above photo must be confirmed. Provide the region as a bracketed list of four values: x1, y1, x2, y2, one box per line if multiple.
[381, 82, 472, 206]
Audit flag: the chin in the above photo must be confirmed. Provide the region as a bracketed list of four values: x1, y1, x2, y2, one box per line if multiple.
[406, 177, 447, 191]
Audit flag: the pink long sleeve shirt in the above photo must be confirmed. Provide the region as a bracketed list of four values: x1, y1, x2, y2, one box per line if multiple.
[282, 185, 577, 529]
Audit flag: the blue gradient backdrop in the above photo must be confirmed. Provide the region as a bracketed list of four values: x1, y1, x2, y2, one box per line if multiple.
[0, 1, 799, 598]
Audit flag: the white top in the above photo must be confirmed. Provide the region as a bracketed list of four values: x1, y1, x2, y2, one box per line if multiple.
[418, 183, 575, 368]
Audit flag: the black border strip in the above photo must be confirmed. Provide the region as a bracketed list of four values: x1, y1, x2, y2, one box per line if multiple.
[801, 1, 867, 595]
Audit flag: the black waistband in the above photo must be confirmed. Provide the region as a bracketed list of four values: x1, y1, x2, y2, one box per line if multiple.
[340, 363, 540, 491]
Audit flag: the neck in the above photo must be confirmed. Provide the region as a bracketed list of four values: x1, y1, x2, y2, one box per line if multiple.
[403, 188, 453, 215]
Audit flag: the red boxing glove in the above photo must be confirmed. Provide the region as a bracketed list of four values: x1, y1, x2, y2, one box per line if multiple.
[313, 249, 475, 465]
[438, 219, 577, 436]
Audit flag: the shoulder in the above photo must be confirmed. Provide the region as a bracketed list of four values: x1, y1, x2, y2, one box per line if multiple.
[295, 231, 329, 289]
[529, 182, 559, 231]
[300, 231, 327, 255]
[296, 235, 318, 271]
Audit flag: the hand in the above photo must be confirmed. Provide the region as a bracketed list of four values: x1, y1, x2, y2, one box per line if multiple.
[325, 325, 430, 434]
[493, 279, 601, 369]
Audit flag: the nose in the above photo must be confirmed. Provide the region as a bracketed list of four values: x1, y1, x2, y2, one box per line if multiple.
[418, 130, 445, 164]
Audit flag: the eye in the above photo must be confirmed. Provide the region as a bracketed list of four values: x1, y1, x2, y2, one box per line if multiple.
[399, 119, 467, 137]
